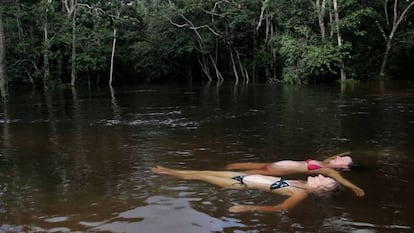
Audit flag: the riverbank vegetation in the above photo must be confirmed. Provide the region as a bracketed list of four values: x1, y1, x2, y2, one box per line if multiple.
[0, 0, 413, 95]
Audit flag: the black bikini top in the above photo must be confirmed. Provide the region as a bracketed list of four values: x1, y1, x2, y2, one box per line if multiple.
[270, 178, 290, 190]
[232, 175, 290, 190]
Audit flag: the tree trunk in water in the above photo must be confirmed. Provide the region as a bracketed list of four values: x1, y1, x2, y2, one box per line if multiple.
[168, 5, 222, 84]
[198, 56, 212, 82]
[62, 0, 78, 85]
[43, 22, 50, 89]
[70, 8, 76, 86]
[378, 0, 414, 77]
[0, 9, 8, 102]
[208, 54, 223, 85]
[380, 40, 392, 77]
[376, 0, 414, 77]
[1, 7, 10, 140]
[333, 0, 346, 81]
[109, 28, 117, 86]
[229, 49, 239, 85]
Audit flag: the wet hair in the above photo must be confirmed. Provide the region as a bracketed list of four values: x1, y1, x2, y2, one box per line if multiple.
[308, 176, 339, 196]
[328, 156, 353, 169]
[347, 162, 367, 172]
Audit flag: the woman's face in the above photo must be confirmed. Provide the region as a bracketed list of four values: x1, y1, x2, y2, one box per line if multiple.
[328, 156, 352, 169]
[307, 175, 337, 194]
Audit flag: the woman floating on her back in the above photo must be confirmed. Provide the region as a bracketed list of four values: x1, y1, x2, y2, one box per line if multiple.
[152, 166, 339, 213]
[225, 151, 365, 197]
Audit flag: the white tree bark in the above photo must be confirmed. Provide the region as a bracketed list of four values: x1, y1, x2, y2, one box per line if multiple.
[168, 0, 224, 84]
[70, 8, 76, 86]
[316, 0, 326, 40]
[378, 0, 414, 76]
[62, 0, 78, 86]
[333, 0, 346, 81]
[109, 1, 124, 86]
[109, 28, 117, 86]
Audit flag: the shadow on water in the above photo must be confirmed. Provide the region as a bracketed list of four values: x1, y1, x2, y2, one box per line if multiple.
[0, 80, 413, 232]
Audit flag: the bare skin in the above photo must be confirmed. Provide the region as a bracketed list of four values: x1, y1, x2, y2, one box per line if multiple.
[225, 151, 365, 197]
[151, 166, 337, 213]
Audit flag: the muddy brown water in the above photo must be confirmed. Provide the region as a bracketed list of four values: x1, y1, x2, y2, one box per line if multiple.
[0, 81, 413, 233]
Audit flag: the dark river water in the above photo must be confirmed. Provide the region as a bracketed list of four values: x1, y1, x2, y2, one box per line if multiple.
[0, 81, 413, 233]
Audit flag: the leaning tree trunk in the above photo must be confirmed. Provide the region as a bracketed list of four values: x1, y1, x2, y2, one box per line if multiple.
[109, 28, 117, 86]
[108, 1, 123, 86]
[379, 40, 392, 77]
[229, 48, 239, 85]
[0, 8, 8, 102]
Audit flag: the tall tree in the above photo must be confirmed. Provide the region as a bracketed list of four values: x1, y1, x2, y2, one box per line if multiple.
[62, 0, 77, 86]
[0, 7, 8, 101]
[109, 0, 124, 86]
[41, 0, 53, 89]
[316, 0, 327, 40]
[332, 0, 346, 81]
[167, 0, 226, 84]
[376, 0, 414, 77]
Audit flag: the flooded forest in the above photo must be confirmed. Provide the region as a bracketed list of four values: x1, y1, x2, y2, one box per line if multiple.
[0, 0, 413, 97]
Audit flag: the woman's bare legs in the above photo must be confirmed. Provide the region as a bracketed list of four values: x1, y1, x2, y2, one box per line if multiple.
[225, 162, 268, 170]
[151, 166, 247, 189]
[225, 163, 286, 175]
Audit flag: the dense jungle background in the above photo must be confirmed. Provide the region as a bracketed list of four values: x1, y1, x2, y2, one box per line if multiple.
[0, 0, 413, 96]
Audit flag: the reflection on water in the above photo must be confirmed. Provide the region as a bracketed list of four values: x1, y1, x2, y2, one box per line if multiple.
[87, 196, 245, 233]
[0, 81, 413, 232]
[323, 217, 411, 232]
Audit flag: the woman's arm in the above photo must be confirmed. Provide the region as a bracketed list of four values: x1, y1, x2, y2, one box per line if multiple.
[228, 191, 308, 213]
[322, 151, 351, 163]
[317, 168, 365, 197]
